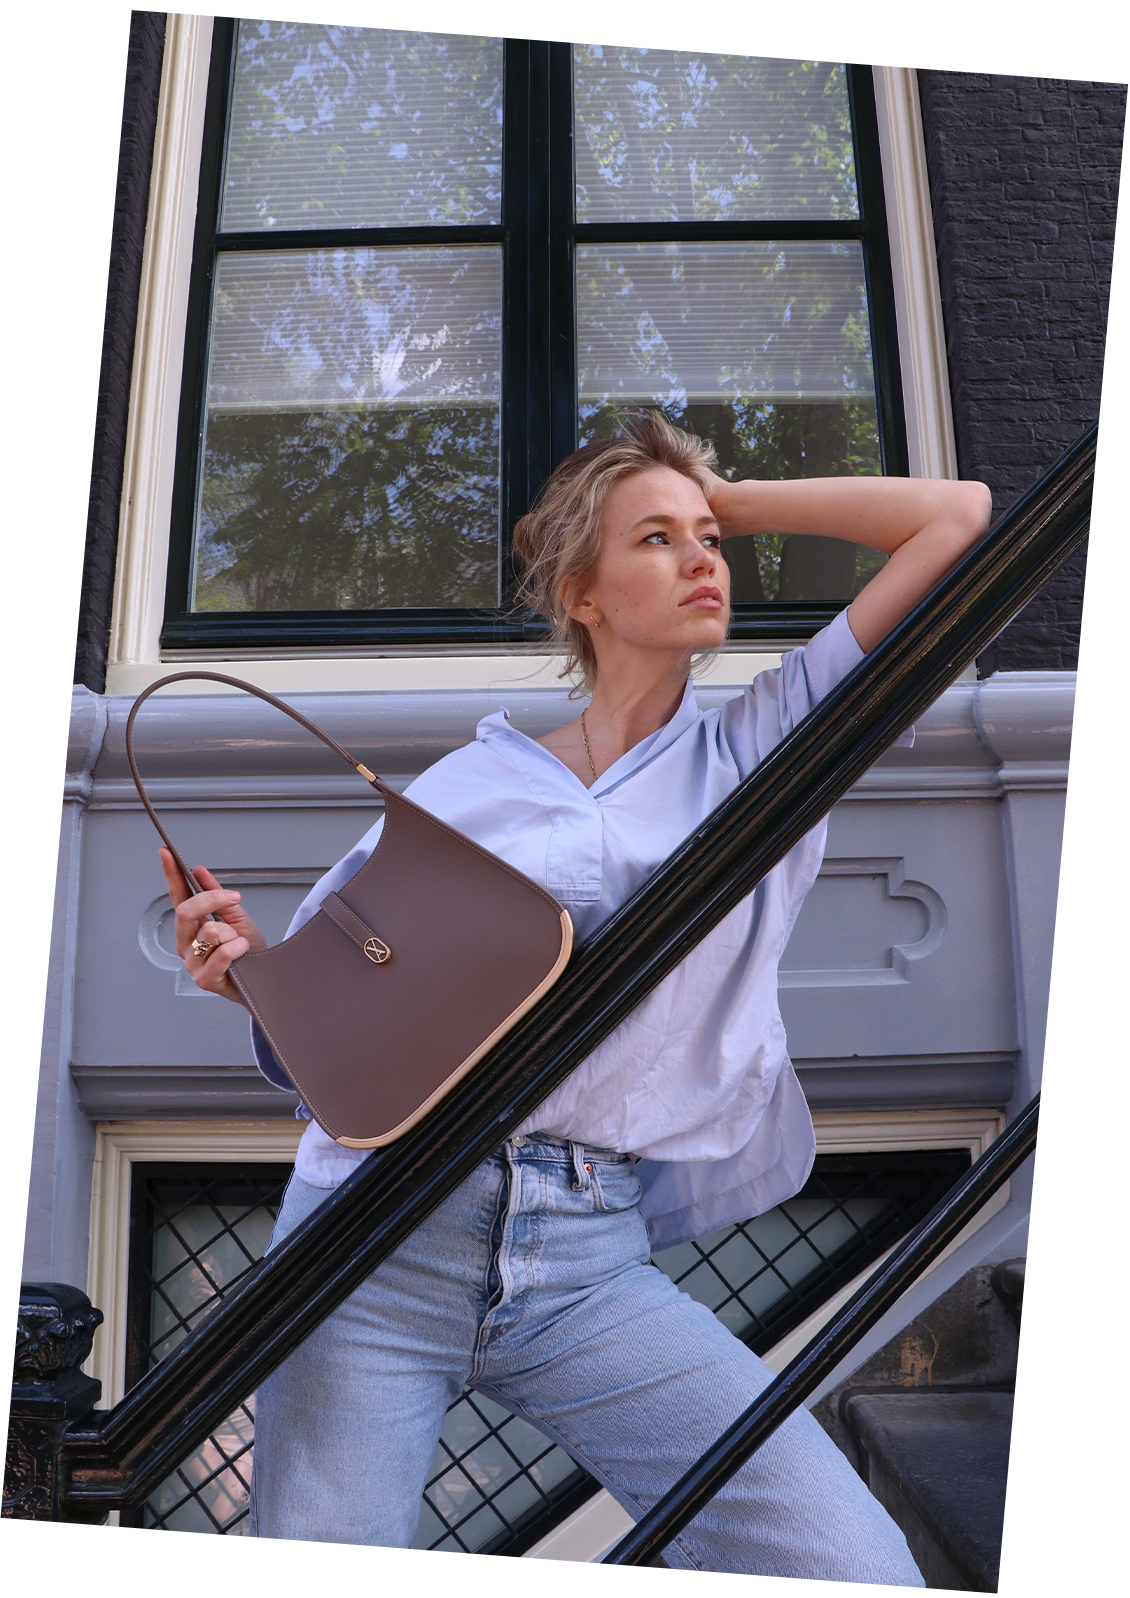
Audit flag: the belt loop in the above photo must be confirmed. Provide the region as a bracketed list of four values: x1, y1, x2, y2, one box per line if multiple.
[570, 1142, 591, 1191]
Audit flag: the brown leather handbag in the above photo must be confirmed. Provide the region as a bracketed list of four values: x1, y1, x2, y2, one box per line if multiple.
[126, 672, 573, 1148]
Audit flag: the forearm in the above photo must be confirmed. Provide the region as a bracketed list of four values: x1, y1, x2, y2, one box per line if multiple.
[710, 473, 992, 555]
[706, 471, 993, 653]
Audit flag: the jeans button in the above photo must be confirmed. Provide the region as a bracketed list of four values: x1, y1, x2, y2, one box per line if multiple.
[511, 1135, 526, 1147]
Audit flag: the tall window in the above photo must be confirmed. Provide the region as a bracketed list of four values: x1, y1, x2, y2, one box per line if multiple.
[166, 22, 905, 652]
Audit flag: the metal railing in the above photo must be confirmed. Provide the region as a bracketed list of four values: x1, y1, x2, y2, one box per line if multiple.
[9, 426, 1094, 1531]
[597, 1086, 1125, 1585]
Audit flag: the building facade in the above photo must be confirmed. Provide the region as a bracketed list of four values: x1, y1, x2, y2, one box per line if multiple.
[21, 10, 1124, 1565]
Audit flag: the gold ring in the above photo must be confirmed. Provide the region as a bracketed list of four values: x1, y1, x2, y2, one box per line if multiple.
[191, 937, 215, 959]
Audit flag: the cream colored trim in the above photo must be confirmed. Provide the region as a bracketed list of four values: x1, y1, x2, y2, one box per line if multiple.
[810, 1105, 1004, 1160]
[108, 14, 214, 674]
[524, 1106, 1005, 1562]
[86, 1118, 302, 1591]
[871, 67, 959, 481]
[103, 650, 786, 698]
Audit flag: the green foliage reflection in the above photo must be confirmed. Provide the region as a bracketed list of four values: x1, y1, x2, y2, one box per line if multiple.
[192, 405, 500, 612]
[583, 399, 884, 604]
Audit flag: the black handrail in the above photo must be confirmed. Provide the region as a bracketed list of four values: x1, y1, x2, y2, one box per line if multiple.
[604, 1092, 1039, 1564]
[55, 427, 1094, 1514]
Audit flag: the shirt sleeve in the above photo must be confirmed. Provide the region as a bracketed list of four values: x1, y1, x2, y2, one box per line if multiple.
[718, 607, 912, 776]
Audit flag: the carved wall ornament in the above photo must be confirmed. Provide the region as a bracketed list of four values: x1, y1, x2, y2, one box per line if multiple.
[780, 856, 947, 988]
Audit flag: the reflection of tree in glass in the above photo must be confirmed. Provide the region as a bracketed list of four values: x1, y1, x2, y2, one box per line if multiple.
[193, 406, 500, 613]
[574, 50, 857, 222]
[223, 21, 503, 230]
[577, 239, 883, 602]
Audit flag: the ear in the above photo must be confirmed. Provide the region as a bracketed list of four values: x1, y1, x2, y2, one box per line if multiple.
[560, 578, 602, 629]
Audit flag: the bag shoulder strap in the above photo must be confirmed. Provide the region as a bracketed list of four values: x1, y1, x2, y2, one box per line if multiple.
[125, 670, 386, 898]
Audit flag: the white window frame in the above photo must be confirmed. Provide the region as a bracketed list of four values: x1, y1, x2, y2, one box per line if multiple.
[85, 1117, 304, 1408]
[105, 30, 957, 699]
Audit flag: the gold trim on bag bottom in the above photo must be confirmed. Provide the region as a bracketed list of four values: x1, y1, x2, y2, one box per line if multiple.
[334, 909, 574, 1148]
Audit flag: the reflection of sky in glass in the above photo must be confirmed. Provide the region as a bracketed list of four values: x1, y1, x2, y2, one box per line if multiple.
[222, 21, 503, 230]
[204, 247, 502, 411]
[575, 48, 858, 223]
[577, 241, 874, 409]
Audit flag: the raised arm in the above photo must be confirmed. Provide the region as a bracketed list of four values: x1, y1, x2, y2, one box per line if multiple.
[705, 473, 994, 653]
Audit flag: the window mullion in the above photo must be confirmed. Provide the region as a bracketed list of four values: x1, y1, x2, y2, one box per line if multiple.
[847, 64, 910, 479]
[500, 40, 550, 610]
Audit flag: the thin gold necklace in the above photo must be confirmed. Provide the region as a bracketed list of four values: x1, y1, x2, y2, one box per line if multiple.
[580, 708, 598, 781]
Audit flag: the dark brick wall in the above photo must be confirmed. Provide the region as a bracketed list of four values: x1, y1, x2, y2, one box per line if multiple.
[0, 10, 165, 687]
[917, 71, 1125, 673]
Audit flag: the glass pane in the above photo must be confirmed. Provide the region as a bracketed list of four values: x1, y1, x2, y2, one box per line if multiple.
[191, 246, 502, 612]
[221, 21, 503, 231]
[574, 48, 857, 223]
[576, 240, 884, 602]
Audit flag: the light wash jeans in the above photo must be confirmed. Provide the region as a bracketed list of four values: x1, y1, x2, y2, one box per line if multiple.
[250, 1133, 923, 1584]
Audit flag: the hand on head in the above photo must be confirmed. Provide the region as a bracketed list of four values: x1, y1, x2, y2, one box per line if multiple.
[158, 848, 267, 1005]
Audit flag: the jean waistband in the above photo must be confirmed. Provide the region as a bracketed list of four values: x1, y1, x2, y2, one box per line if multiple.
[502, 1130, 631, 1163]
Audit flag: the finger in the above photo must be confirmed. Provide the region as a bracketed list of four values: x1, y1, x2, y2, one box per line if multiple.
[173, 888, 241, 957]
[187, 919, 239, 959]
[159, 848, 197, 907]
[191, 864, 234, 897]
[191, 936, 250, 998]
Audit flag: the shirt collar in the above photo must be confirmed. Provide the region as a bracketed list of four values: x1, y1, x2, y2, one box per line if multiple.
[476, 676, 702, 798]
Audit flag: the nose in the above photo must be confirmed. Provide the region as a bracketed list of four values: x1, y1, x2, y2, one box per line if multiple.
[684, 533, 717, 576]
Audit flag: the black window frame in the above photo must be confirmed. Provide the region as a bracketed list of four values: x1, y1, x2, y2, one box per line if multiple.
[162, 22, 907, 655]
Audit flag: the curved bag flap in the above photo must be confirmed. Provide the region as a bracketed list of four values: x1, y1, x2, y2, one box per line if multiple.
[126, 673, 573, 1147]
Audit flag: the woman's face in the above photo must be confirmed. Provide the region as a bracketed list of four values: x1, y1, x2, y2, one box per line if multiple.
[570, 466, 731, 658]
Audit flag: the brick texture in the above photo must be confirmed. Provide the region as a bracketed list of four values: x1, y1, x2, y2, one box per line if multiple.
[917, 71, 1125, 672]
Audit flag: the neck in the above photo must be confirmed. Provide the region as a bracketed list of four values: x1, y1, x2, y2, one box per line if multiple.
[583, 644, 692, 759]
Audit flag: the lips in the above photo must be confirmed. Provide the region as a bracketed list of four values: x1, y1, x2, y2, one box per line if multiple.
[680, 585, 725, 609]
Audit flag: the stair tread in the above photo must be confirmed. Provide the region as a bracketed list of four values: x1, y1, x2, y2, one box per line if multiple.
[850, 1387, 1130, 1585]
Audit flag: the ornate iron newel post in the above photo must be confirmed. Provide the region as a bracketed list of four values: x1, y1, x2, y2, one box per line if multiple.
[4, 1283, 104, 1520]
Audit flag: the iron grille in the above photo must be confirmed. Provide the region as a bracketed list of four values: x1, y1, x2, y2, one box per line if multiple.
[125, 1148, 969, 1546]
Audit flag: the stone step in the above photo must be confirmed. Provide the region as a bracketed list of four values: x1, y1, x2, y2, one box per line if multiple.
[843, 1393, 1125, 1591]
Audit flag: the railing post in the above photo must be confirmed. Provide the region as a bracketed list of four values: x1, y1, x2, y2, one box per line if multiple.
[4, 1284, 104, 1522]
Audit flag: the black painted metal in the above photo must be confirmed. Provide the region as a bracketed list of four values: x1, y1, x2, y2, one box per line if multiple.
[602, 1094, 1039, 1565]
[847, 64, 909, 480]
[53, 424, 1092, 1515]
[5, 1286, 104, 1521]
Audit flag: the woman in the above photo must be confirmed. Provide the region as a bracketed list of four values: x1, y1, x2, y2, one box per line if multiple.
[162, 412, 991, 1580]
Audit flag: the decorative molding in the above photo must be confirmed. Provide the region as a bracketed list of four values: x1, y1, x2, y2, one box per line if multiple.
[14, 1285, 104, 1387]
[796, 1052, 1016, 1112]
[0, 687, 107, 805]
[871, 67, 959, 481]
[79, 1115, 297, 1524]
[809, 1106, 1004, 1161]
[108, 13, 213, 675]
[85, 1120, 303, 1409]
[779, 857, 946, 988]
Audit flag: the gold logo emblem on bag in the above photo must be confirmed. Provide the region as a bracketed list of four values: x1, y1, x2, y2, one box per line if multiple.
[364, 937, 392, 965]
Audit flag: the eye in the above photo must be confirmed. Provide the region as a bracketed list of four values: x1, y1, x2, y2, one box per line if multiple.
[702, 533, 721, 549]
[642, 530, 669, 545]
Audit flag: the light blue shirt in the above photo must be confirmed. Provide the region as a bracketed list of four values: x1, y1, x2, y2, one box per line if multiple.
[253, 609, 893, 1248]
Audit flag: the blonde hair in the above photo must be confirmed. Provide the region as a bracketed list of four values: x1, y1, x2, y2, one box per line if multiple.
[513, 411, 719, 692]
